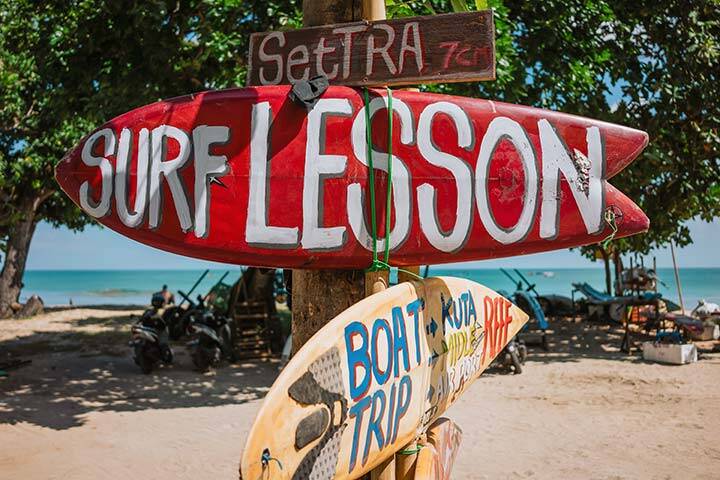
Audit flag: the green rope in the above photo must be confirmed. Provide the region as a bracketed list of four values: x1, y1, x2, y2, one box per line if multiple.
[361, 89, 424, 283]
[384, 88, 394, 265]
[363, 88, 379, 269]
[601, 208, 618, 250]
[363, 87, 395, 273]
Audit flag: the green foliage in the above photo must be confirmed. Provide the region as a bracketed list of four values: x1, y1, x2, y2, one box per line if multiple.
[389, 0, 720, 257]
[0, 0, 298, 247]
[0, 0, 717, 264]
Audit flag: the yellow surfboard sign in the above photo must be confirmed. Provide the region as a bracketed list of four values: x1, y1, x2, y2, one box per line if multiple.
[240, 277, 528, 480]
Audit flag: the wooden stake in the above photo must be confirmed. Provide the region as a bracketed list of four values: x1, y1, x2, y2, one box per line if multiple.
[362, 0, 386, 21]
[359, 0, 394, 476]
[395, 438, 421, 480]
[371, 457, 396, 480]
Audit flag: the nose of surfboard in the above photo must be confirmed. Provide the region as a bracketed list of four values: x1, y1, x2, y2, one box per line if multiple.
[605, 183, 650, 237]
[604, 128, 648, 179]
[606, 185, 650, 238]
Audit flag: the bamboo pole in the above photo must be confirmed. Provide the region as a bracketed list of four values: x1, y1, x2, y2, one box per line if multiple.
[397, 265, 421, 283]
[363, 0, 391, 299]
[363, 1, 395, 478]
[670, 241, 685, 313]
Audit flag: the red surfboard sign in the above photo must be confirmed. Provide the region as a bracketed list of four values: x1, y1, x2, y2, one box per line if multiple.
[55, 86, 649, 268]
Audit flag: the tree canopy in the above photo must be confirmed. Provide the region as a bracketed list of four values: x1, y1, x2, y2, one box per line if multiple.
[392, 0, 720, 257]
[0, 0, 297, 313]
[1, 0, 299, 232]
[0, 0, 718, 313]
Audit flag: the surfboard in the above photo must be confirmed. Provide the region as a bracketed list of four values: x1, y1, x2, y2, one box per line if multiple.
[239, 276, 528, 480]
[413, 418, 463, 480]
[55, 86, 649, 269]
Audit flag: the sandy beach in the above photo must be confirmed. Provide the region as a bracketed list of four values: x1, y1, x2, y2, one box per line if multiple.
[1, 307, 719, 480]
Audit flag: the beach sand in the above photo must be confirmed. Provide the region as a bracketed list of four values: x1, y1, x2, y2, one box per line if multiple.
[1, 308, 719, 479]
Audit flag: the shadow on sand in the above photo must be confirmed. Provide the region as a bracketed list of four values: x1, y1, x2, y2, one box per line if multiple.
[0, 323, 280, 430]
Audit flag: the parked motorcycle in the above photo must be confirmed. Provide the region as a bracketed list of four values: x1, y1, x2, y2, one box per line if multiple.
[129, 304, 173, 374]
[498, 336, 527, 374]
[186, 308, 236, 372]
[166, 290, 208, 340]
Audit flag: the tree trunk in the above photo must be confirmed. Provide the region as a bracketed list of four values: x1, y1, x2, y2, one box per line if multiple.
[291, 0, 379, 353]
[0, 196, 40, 317]
[598, 246, 612, 295]
[291, 269, 366, 354]
[613, 251, 624, 296]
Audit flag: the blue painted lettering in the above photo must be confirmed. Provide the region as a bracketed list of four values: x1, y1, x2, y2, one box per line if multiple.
[345, 321, 372, 400]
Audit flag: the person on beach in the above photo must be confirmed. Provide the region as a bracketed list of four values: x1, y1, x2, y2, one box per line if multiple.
[160, 285, 175, 306]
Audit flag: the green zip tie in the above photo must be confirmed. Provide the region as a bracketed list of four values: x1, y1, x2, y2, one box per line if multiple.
[397, 445, 423, 455]
[368, 260, 425, 281]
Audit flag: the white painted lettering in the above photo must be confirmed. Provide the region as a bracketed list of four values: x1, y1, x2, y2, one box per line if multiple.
[258, 32, 285, 85]
[246, 102, 299, 247]
[475, 117, 538, 244]
[348, 96, 413, 252]
[398, 22, 423, 73]
[302, 99, 352, 250]
[313, 37, 338, 80]
[366, 24, 397, 76]
[148, 125, 193, 232]
[287, 45, 310, 82]
[539, 120, 604, 238]
[333, 25, 367, 79]
[193, 125, 230, 238]
[114, 128, 149, 227]
[417, 102, 474, 252]
[80, 128, 115, 218]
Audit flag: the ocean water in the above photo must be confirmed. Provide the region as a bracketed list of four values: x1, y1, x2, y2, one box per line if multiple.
[20, 269, 242, 307]
[20, 267, 720, 309]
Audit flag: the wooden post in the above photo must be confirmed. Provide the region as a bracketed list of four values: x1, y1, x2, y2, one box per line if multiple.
[291, 0, 387, 351]
[291, 0, 364, 353]
[395, 438, 421, 479]
[362, 0, 386, 21]
[397, 266, 421, 284]
[371, 457, 396, 480]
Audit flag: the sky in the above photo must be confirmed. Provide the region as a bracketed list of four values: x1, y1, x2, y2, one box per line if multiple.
[24, 217, 718, 271]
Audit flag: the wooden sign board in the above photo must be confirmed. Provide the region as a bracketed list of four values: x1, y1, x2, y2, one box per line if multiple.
[55, 86, 650, 269]
[246, 11, 495, 87]
[239, 277, 528, 480]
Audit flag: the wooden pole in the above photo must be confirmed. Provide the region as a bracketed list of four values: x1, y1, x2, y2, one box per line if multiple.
[670, 241, 685, 313]
[397, 265, 421, 284]
[291, 0, 364, 355]
[291, 0, 387, 353]
[362, 0, 386, 20]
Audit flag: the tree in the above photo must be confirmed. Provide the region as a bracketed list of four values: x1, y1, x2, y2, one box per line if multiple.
[0, 0, 299, 316]
[391, 0, 719, 289]
[2, 0, 716, 315]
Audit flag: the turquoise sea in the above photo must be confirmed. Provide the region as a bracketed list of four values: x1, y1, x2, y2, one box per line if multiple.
[20, 267, 720, 309]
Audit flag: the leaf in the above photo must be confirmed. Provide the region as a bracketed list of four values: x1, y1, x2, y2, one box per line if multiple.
[475, 0, 489, 10]
[450, 0, 470, 13]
